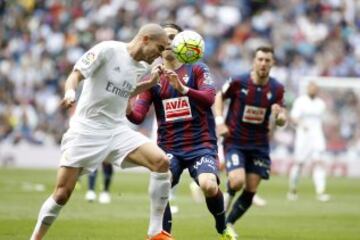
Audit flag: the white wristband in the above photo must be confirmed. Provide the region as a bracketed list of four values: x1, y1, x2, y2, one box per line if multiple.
[180, 86, 189, 95]
[215, 116, 225, 125]
[64, 89, 76, 102]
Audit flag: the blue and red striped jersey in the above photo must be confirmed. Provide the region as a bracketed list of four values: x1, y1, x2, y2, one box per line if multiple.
[221, 73, 285, 149]
[127, 63, 218, 159]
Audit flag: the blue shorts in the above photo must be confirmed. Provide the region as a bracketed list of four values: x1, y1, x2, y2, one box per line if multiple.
[224, 147, 271, 180]
[167, 153, 220, 187]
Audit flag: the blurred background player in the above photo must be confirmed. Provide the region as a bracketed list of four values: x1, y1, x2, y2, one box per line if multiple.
[85, 162, 113, 204]
[214, 46, 287, 237]
[127, 23, 236, 240]
[287, 81, 330, 202]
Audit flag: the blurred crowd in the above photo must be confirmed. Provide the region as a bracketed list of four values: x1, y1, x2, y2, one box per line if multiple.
[0, 0, 359, 157]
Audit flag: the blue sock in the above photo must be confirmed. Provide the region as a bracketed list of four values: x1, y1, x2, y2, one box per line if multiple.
[162, 202, 172, 233]
[206, 189, 226, 234]
[102, 163, 113, 192]
[227, 190, 255, 224]
[88, 170, 97, 191]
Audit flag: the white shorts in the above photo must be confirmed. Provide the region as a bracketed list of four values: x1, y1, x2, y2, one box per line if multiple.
[294, 146, 324, 163]
[60, 124, 150, 175]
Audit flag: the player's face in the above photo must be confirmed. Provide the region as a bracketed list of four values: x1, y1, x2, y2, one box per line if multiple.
[162, 27, 179, 61]
[142, 35, 168, 64]
[307, 82, 318, 98]
[253, 51, 274, 79]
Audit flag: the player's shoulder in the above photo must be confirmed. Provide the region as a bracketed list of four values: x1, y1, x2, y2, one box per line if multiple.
[269, 77, 284, 90]
[230, 73, 251, 84]
[189, 61, 210, 71]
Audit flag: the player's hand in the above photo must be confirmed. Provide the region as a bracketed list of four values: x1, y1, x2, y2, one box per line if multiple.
[216, 123, 230, 137]
[163, 69, 185, 93]
[149, 64, 164, 85]
[271, 104, 282, 117]
[60, 89, 76, 110]
[272, 104, 286, 126]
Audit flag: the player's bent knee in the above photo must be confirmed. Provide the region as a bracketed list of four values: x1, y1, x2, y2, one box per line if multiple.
[228, 176, 245, 191]
[149, 154, 169, 173]
[53, 187, 73, 205]
[200, 180, 218, 197]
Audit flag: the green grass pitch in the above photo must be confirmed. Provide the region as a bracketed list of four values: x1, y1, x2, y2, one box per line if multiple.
[0, 168, 359, 239]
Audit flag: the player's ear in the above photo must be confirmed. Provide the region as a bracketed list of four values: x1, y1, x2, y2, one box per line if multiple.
[142, 35, 150, 44]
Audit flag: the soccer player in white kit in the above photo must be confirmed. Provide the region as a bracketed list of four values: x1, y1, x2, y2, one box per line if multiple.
[30, 24, 174, 240]
[287, 81, 330, 202]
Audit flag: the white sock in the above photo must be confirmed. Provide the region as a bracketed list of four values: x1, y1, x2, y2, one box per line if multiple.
[147, 171, 171, 237]
[289, 164, 301, 193]
[169, 185, 177, 201]
[313, 165, 326, 195]
[30, 196, 63, 240]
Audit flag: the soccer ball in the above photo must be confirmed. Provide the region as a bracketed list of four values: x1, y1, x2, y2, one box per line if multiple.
[171, 30, 205, 64]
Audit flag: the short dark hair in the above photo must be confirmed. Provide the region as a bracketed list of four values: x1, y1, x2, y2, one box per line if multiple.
[254, 46, 274, 57]
[161, 23, 183, 33]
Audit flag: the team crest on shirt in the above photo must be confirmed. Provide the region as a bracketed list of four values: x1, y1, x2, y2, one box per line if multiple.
[162, 96, 192, 122]
[182, 74, 189, 83]
[242, 105, 266, 124]
[81, 52, 96, 66]
[267, 92, 272, 100]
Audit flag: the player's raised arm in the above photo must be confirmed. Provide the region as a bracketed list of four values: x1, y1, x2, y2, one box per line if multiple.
[162, 65, 216, 108]
[214, 88, 229, 137]
[126, 91, 153, 124]
[60, 70, 84, 109]
[131, 64, 164, 97]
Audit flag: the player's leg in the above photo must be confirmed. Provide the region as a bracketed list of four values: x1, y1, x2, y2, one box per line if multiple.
[226, 148, 270, 231]
[312, 152, 330, 201]
[162, 154, 184, 233]
[125, 142, 171, 238]
[288, 142, 309, 200]
[85, 169, 98, 202]
[224, 149, 246, 212]
[226, 173, 261, 225]
[99, 162, 113, 204]
[188, 155, 235, 239]
[30, 167, 81, 240]
[288, 162, 303, 200]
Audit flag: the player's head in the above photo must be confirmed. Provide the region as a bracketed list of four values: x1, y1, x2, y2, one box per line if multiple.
[252, 46, 275, 79]
[307, 81, 319, 98]
[133, 23, 168, 64]
[161, 23, 183, 61]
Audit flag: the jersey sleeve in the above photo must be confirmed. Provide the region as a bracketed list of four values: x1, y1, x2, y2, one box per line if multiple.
[74, 42, 109, 78]
[185, 64, 216, 107]
[126, 90, 153, 124]
[290, 97, 302, 120]
[275, 84, 285, 107]
[221, 77, 238, 99]
[193, 63, 215, 91]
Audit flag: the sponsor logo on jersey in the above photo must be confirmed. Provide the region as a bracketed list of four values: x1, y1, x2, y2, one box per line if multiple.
[105, 81, 132, 98]
[194, 156, 215, 170]
[203, 71, 214, 85]
[242, 105, 266, 124]
[241, 88, 248, 95]
[162, 96, 192, 122]
[113, 66, 121, 72]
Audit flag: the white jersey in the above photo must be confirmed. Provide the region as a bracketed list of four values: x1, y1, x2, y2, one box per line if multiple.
[71, 41, 150, 133]
[291, 95, 326, 152]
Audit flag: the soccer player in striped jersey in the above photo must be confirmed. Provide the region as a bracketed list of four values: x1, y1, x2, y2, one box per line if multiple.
[214, 46, 287, 237]
[127, 23, 236, 240]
